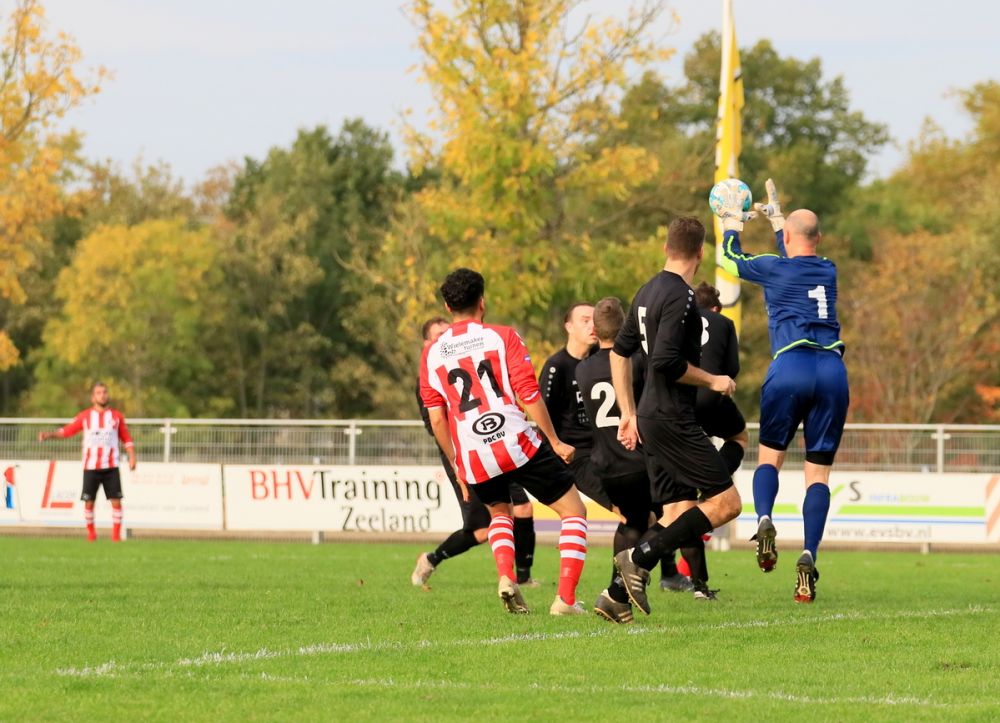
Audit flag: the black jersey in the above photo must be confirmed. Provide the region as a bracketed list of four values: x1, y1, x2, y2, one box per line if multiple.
[699, 308, 740, 378]
[539, 348, 593, 449]
[575, 348, 646, 478]
[613, 270, 701, 417]
[416, 379, 433, 436]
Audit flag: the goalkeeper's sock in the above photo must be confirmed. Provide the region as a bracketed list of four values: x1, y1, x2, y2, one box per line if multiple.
[752, 464, 780, 521]
[802, 483, 831, 560]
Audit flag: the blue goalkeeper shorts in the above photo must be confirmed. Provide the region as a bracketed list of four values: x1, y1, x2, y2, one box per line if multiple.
[758, 347, 849, 464]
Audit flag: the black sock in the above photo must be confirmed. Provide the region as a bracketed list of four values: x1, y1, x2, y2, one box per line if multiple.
[632, 508, 713, 570]
[719, 440, 745, 475]
[613, 522, 641, 554]
[428, 529, 480, 567]
[680, 537, 707, 583]
[513, 517, 535, 583]
[608, 575, 630, 603]
[660, 551, 678, 578]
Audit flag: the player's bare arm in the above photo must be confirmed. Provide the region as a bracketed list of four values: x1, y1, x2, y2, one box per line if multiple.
[427, 406, 469, 500]
[676, 363, 736, 396]
[522, 397, 575, 464]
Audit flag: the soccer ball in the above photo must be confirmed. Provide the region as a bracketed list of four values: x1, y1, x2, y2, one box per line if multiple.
[708, 178, 752, 216]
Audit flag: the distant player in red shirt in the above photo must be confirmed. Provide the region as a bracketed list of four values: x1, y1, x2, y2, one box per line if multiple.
[420, 268, 588, 616]
[38, 382, 137, 542]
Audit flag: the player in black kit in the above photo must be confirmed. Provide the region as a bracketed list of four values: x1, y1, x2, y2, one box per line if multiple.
[693, 282, 748, 474]
[411, 317, 538, 588]
[539, 303, 614, 511]
[577, 298, 702, 623]
[607, 216, 743, 615]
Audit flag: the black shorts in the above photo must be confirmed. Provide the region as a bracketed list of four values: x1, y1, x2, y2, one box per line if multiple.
[471, 443, 575, 508]
[438, 449, 529, 531]
[568, 450, 614, 512]
[81, 468, 123, 502]
[695, 390, 746, 440]
[637, 414, 732, 505]
[600, 470, 653, 527]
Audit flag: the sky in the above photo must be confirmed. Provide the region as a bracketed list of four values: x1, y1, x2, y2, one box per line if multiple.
[40, 0, 1000, 186]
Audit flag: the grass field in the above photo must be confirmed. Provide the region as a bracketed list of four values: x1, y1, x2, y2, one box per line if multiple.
[1, 536, 996, 721]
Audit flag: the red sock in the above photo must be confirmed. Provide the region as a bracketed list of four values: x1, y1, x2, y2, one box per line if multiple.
[487, 515, 516, 581]
[111, 506, 123, 542]
[85, 508, 96, 541]
[557, 516, 587, 605]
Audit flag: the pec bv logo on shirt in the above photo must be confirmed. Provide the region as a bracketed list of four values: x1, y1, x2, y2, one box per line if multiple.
[472, 412, 505, 437]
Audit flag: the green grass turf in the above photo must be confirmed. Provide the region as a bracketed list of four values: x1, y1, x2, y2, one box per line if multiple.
[0, 536, 996, 722]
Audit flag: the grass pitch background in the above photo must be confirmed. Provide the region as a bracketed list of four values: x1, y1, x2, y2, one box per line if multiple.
[1, 537, 996, 721]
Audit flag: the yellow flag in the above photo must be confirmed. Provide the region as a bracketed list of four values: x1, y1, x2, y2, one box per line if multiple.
[713, 0, 744, 335]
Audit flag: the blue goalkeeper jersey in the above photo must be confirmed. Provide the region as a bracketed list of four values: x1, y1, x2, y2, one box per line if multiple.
[719, 229, 844, 359]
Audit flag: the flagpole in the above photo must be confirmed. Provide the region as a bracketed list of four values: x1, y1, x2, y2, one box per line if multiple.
[714, 0, 744, 335]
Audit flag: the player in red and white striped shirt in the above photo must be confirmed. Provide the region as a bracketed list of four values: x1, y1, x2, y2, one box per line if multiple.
[420, 268, 589, 616]
[39, 382, 136, 542]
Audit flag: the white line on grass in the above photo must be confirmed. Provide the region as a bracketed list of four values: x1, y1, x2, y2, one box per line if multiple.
[55, 605, 994, 681]
[229, 673, 956, 709]
[341, 676, 948, 709]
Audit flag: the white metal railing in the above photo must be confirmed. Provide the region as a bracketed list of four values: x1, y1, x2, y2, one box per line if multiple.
[2, 419, 999, 472]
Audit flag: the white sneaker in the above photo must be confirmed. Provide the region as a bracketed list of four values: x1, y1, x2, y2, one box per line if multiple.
[411, 553, 435, 586]
[549, 596, 587, 616]
[498, 575, 529, 614]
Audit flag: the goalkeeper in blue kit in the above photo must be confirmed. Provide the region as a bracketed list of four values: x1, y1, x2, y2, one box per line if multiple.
[716, 179, 849, 603]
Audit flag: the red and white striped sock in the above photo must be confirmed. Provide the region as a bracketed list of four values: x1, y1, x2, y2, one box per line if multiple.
[84, 508, 95, 526]
[487, 515, 516, 581]
[557, 515, 588, 605]
[111, 507, 123, 541]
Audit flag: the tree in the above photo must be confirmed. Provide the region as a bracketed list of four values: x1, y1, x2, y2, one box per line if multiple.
[665, 33, 888, 226]
[845, 229, 996, 423]
[840, 82, 1000, 422]
[29, 219, 221, 416]
[0, 160, 199, 413]
[386, 0, 671, 362]
[216, 121, 406, 417]
[0, 0, 105, 371]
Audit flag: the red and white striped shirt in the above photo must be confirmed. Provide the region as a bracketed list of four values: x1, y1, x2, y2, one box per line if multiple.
[59, 408, 134, 470]
[420, 320, 542, 484]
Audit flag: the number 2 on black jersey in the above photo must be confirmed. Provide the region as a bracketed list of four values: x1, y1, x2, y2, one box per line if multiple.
[590, 382, 620, 429]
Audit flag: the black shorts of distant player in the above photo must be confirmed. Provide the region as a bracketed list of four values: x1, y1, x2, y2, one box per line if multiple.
[638, 415, 733, 505]
[81, 468, 124, 502]
[471, 442, 576, 507]
[567, 450, 614, 511]
[694, 390, 747, 441]
[600, 469, 653, 528]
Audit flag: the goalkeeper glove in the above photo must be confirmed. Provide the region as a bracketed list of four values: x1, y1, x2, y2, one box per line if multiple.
[753, 178, 784, 232]
[715, 182, 756, 232]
